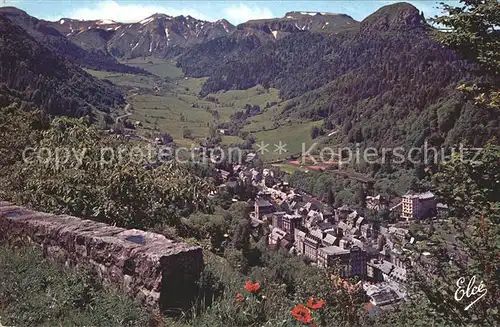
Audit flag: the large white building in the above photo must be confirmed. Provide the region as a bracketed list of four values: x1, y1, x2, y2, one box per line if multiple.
[400, 191, 436, 221]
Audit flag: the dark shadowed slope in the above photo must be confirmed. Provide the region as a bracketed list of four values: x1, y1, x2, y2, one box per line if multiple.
[0, 7, 147, 74]
[0, 15, 125, 117]
[178, 2, 499, 148]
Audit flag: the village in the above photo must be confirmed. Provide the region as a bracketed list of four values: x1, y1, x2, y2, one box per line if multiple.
[110, 118, 453, 311]
[214, 157, 450, 310]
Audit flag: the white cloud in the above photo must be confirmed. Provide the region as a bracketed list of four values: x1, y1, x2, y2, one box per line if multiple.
[223, 4, 274, 25]
[68, 0, 211, 23]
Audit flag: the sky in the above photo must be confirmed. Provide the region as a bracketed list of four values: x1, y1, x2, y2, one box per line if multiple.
[2, 0, 459, 25]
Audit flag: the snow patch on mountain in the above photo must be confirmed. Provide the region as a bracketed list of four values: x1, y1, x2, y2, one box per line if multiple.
[140, 17, 154, 25]
[98, 19, 116, 25]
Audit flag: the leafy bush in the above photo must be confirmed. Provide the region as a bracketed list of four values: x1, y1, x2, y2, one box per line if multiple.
[1, 116, 215, 229]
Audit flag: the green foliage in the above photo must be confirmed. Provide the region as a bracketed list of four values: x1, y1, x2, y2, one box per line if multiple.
[311, 126, 321, 139]
[183, 212, 230, 252]
[1, 114, 215, 229]
[326, 187, 335, 207]
[188, 252, 290, 327]
[432, 0, 500, 75]
[188, 247, 371, 327]
[0, 17, 125, 117]
[367, 298, 451, 327]
[432, 0, 500, 109]
[182, 202, 251, 253]
[354, 185, 366, 208]
[183, 126, 193, 139]
[0, 246, 153, 327]
[409, 141, 500, 326]
[0, 100, 46, 168]
[289, 170, 374, 205]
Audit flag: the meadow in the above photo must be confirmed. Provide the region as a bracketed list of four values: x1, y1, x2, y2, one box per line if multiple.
[123, 57, 184, 79]
[87, 60, 323, 161]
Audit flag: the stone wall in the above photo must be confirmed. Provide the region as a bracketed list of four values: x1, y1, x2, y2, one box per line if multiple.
[0, 201, 204, 313]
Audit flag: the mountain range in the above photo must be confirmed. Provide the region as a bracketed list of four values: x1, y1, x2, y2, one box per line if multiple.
[0, 3, 430, 66]
[0, 2, 498, 148]
[178, 3, 498, 149]
[0, 6, 371, 62]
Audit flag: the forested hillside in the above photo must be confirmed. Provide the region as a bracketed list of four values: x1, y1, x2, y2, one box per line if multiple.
[0, 15, 125, 117]
[178, 3, 499, 148]
[0, 7, 146, 74]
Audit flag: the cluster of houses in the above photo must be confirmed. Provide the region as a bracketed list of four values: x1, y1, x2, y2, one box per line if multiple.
[243, 175, 447, 308]
[213, 160, 448, 308]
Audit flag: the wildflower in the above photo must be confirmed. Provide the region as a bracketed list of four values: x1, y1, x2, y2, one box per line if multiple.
[235, 292, 245, 304]
[306, 297, 325, 310]
[244, 281, 261, 293]
[291, 304, 312, 324]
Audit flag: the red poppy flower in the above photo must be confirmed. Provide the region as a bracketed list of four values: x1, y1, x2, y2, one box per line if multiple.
[235, 292, 245, 304]
[244, 281, 261, 293]
[291, 304, 312, 324]
[306, 297, 325, 310]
